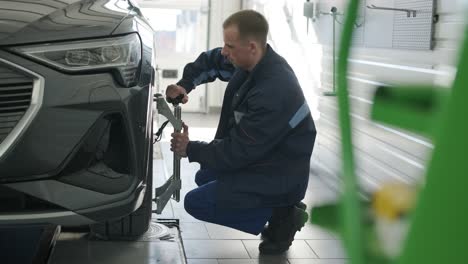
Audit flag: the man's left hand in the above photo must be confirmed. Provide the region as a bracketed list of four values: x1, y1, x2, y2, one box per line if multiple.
[171, 123, 189, 157]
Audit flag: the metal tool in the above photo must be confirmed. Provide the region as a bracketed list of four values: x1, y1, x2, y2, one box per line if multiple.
[153, 93, 183, 214]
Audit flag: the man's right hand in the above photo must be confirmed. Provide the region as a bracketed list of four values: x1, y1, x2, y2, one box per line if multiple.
[166, 84, 189, 104]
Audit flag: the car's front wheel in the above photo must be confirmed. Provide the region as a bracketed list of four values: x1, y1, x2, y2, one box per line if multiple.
[90, 141, 153, 240]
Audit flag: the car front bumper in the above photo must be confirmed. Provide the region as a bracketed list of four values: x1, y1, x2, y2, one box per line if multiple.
[0, 48, 152, 225]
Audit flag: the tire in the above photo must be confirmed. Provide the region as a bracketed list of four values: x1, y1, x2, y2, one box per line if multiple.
[90, 140, 153, 240]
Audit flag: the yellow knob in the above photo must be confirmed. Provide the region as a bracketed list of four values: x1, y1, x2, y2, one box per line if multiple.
[372, 182, 416, 220]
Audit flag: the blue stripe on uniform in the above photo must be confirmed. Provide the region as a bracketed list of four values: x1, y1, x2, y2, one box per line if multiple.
[289, 103, 310, 128]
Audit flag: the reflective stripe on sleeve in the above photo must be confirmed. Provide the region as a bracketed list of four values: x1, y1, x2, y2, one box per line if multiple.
[289, 102, 310, 129]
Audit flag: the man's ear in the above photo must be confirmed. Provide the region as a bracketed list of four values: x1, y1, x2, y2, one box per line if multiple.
[248, 41, 258, 54]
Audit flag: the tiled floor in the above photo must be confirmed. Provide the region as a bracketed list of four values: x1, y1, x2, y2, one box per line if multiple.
[159, 113, 348, 264]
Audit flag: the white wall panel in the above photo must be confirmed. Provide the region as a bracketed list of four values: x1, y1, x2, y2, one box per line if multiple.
[245, 0, 465, 193]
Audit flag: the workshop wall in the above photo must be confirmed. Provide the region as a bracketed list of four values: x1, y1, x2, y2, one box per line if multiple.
[206, 0, 242, 112]
[245, 0, 466, 194]
[139, 0, 242, 113]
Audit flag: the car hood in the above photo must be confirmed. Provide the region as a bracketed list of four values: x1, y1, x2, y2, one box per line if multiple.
[0, 0, 130, 46]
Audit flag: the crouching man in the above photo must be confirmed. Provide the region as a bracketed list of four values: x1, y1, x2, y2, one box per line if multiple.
[167, 9, 317, 254]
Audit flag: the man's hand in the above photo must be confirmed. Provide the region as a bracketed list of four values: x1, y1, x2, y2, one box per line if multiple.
[171, 123, 189, 157]
[166, 84, 189, 104]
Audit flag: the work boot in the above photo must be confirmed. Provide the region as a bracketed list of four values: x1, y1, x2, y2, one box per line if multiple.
[258, 205, 309, 254]
[261, 201, 307, 240]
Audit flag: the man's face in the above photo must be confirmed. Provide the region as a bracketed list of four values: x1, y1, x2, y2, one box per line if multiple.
[221, 25, 253, 70]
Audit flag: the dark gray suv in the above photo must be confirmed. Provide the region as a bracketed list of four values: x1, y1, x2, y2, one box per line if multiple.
[0, 0, 155, 239]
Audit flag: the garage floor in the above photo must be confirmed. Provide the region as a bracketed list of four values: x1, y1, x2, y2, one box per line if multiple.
[50, 113, 348, 264]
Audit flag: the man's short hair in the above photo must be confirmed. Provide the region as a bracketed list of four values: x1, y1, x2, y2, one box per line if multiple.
[223, 10, 269, 46]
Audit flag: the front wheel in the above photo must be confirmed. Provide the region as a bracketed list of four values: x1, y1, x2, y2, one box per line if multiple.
[90, 140, 154, 240]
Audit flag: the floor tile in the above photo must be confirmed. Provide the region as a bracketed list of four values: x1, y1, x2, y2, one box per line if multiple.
[205, 223, 259, 239]
[218, 258, 290, 264]
[184, 240, 250, 259]
[294, 223, 335, 240]
[242, 240, 318, 259]
[288, 259, 347, 264]
[51, 240, 184, 264]
[306, 240, 347, 259]
[174, 208, 203, 223]
[187, 259, 219, 264]
[180, 222, 210, 239]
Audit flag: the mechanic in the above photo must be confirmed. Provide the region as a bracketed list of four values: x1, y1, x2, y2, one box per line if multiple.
[167, 9, 317, 254]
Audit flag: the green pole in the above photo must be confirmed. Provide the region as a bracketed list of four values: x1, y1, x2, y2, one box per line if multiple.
[398, 23, 468, 264]
[336, 0, 364, 263]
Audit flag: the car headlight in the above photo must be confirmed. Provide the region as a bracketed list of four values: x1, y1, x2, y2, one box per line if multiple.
[12, 34, 141, 87]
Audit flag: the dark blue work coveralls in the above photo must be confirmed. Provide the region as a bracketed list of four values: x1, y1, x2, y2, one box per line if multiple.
[177, 45, 316, 235]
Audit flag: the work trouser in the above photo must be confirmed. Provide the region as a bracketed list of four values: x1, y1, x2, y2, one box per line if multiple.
[184, 169, 273, 235]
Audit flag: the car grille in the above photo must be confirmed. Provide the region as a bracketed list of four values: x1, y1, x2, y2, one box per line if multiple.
[0, 63, 33, 144]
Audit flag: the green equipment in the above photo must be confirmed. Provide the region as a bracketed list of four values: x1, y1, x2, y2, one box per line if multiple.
[310, 0, 468, 263]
